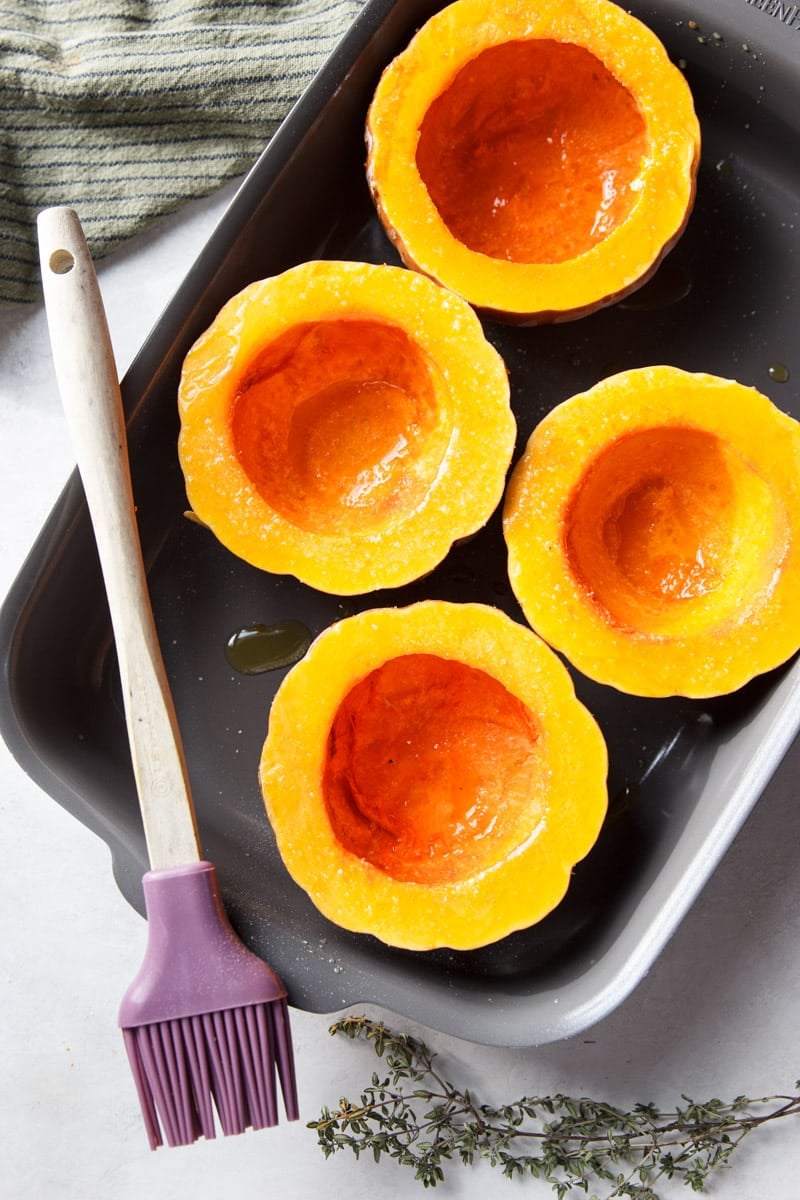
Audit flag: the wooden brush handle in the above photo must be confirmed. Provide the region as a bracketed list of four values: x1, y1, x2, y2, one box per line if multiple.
[37, 206, 201, 870]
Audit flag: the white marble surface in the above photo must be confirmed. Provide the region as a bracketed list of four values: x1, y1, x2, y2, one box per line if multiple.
[1, 187, 799, 1199]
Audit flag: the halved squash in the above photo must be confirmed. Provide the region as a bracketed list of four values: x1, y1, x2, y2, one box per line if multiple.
[259, 600, 608, 951]
[503, 366, 800, 698]
[366, 0, 700, 323]
[177, 260, 514, 594]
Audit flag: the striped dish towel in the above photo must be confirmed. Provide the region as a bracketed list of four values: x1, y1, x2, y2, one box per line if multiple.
[0, 0, 365, 305]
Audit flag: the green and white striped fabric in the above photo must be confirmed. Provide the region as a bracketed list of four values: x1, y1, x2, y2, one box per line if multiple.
[0, 0, 365, 305]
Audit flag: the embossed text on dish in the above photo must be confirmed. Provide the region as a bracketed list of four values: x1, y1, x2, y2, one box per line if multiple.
[743, 0, 800, 30]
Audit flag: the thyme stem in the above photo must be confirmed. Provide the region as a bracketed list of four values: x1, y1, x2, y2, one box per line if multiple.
[308, 1015, 800, 1197]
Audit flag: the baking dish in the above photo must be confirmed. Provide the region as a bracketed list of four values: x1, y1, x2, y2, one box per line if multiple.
[1, 0, 799, 1045]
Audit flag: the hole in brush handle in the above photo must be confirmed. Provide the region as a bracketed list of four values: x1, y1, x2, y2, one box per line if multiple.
[48, 248, 75, 275]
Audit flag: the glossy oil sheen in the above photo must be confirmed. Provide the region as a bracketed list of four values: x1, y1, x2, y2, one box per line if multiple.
[225, 622, 313, 675]
[416, 39, 647, 264]
[322, 653, 543, 884]
[231, 319, 448, 535]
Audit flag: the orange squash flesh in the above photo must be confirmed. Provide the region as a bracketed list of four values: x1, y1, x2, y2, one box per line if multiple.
[503, 367, 800, 698]
[323, 653, 544, 886]
[259, 601, 608, 951]
[416, 39, 648, 266]
[564, 426, 780, 635]
[366, 0, 700, 323]
[177, 260, 515, 594]
[230, 319, 448, 536]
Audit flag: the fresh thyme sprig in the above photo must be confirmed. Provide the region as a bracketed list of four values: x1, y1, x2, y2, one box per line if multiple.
[308, 1015, 800, 1197]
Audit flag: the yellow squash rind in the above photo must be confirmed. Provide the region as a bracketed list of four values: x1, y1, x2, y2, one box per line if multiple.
[503, 366, 800, 697]
[178, 260, 515, 594]
[259, 601, 608, 950]
[366, 0, 700, 323]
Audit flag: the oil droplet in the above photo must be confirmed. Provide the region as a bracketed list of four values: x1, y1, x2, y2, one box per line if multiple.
[768, 362, 790, 383]
[225, 621, 312, 675]
[618, 260, 692, 311]
[610, 781, 640, 817]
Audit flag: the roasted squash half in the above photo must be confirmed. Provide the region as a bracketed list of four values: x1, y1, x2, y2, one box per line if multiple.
[259, 601, 608, 950]
[366, 0, 700, 323]
[178, 260, 514, 594]
[503, 367, 800, 698]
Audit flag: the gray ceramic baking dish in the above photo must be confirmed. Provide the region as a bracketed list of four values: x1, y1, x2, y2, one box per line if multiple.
[2, 0, 799, 1046]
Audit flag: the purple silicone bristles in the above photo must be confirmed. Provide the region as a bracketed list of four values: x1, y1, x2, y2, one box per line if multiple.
[122, 1000, 297, 1149]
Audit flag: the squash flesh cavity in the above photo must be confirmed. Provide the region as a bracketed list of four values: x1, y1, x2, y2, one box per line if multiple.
[259, 601, 608, 950]
[416, 39, 648, 265]
[323, 653, 544, 885]
[503, 367, 800, 697]
[565, 425, 788, 638]
[231, 319, 450, 535]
